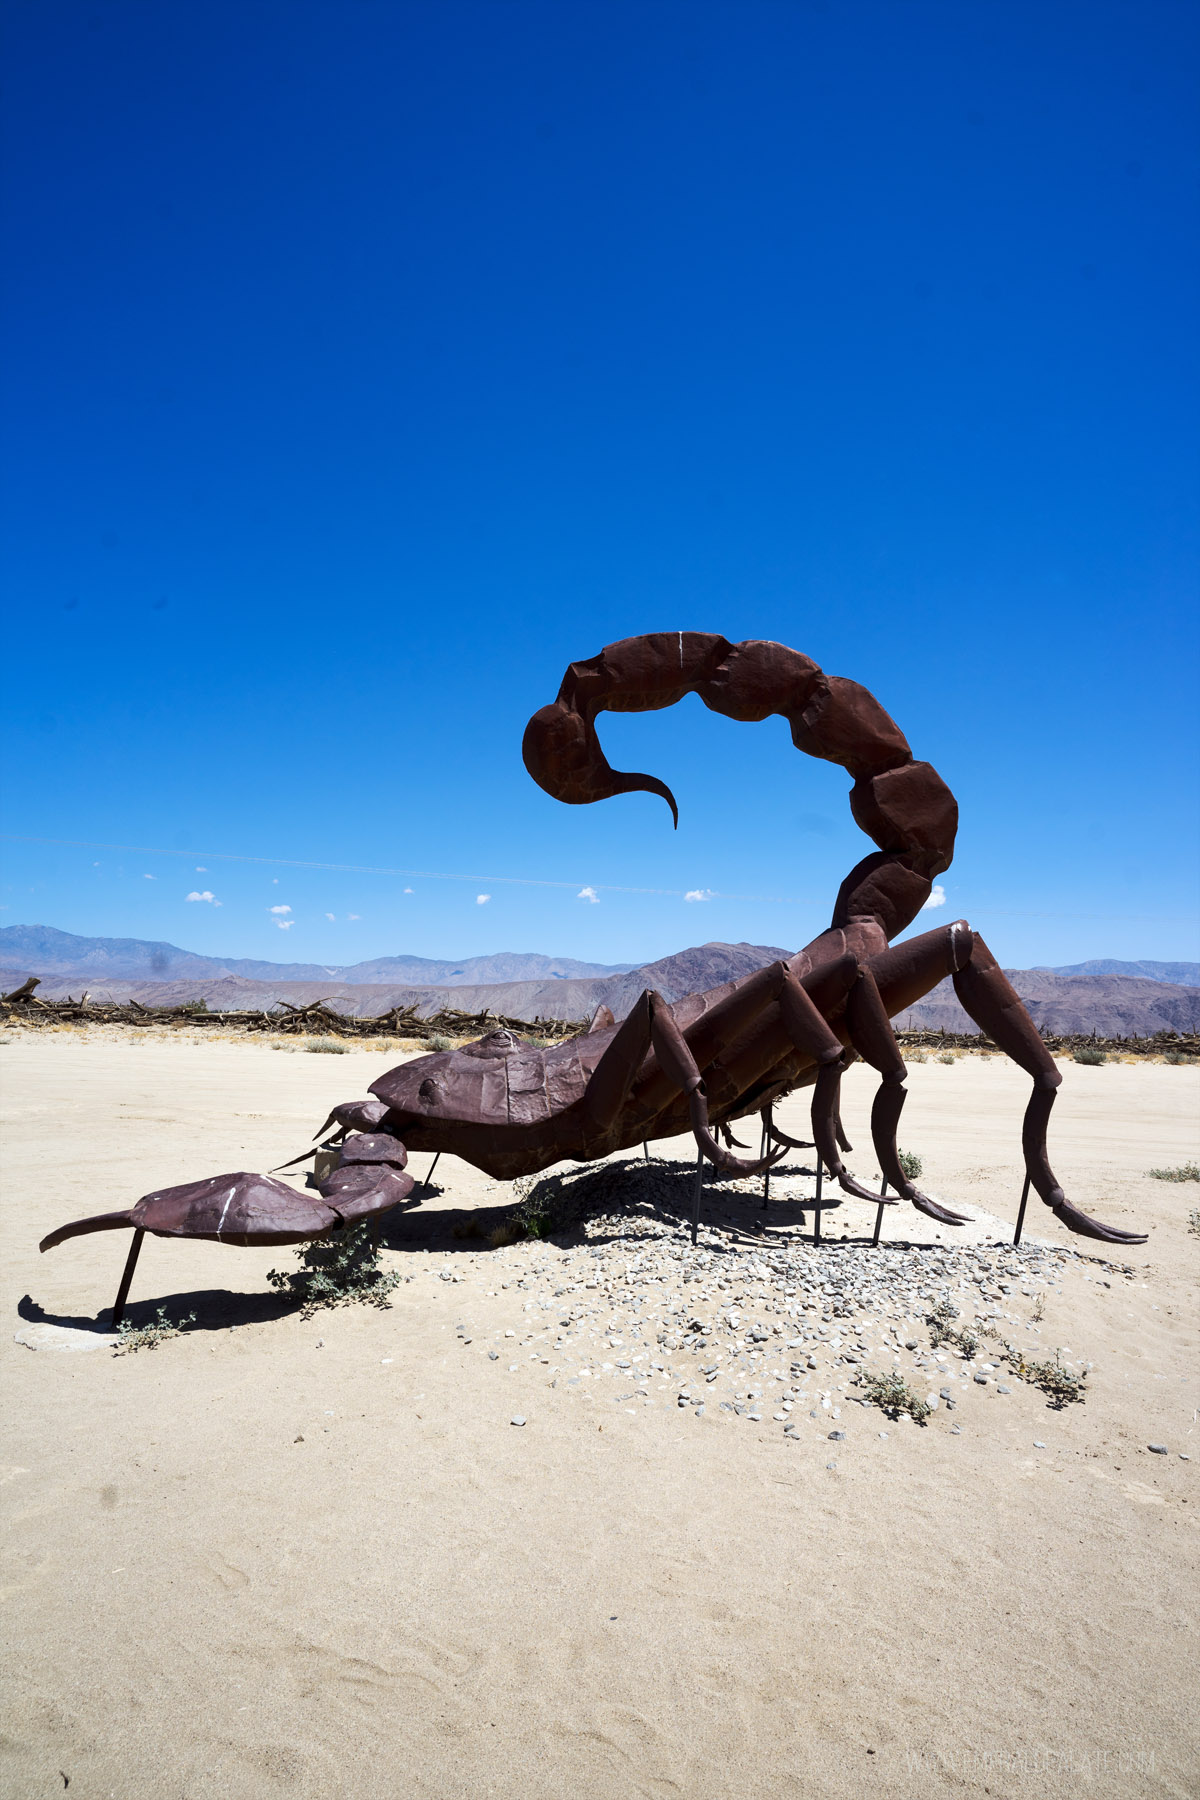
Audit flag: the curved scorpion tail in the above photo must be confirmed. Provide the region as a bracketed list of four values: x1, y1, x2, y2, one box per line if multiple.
[523, 631, 957, 943]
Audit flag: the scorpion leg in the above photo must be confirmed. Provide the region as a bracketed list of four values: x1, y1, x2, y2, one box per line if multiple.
[843, 966, 971, 1225]
[677, 955, 890, 1201]
[866, 923, 1147, 1244]
[583, 991, 781, 1175]
[950, 934, 1147, 1244]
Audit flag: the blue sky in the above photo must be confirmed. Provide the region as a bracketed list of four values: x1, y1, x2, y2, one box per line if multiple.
[2, 0, 1197, 971]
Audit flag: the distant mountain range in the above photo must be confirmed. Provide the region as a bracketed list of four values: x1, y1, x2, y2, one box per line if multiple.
[0, 924, 633, 987]
[1039, 959, 1199, 985]
[2, 923, 1197, 1038]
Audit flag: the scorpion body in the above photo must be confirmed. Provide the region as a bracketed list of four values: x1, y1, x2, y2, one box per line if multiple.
[41, 630, 1145, 1316]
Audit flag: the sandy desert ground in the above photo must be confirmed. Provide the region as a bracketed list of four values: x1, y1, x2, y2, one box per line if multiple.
[1, 1027, 1197, 1800]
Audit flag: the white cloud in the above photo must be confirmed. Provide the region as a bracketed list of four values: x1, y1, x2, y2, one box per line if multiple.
[195, 866, 207, 873]
[325, 912, 336, 922]
[684, 888, 713, 903]
[348, 913, 360, 921]
[403, 887, 413, 895]
[275, 919, 295, 930]
[143, 873, 155, 880]
[269, 904, 291, 915]
[922, 884, 947, 910]
[476, 894, 492, 905]
[577, 885, 600, 904]
[185, 890, 220, 905]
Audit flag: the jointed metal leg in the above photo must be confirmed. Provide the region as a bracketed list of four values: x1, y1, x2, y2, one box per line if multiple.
[111, 1228, 145, 1329]
[421, 1152, 441, 1194]
[1013, 1172, 1032, 1246]
[760, 1117, 770, 1210]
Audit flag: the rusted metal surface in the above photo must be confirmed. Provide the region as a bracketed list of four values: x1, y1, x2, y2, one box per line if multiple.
[40, 1146, 416, 1255]
[39, 633, 1146, 1297]
[367, 633, 1143, 1243]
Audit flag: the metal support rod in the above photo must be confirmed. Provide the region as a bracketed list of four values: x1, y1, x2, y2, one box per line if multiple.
[421, 1152, 441, 1194]
[760, 1117, 770, 1210]
[871, 1180, 888, 1248]
[813, 1163, 823, 1245]
[690, 1148, 704, 1247]
[1013, 1171, 1032, 1246]
[110, 1228, 145, 1330]
[643, 1141, 650, 1162]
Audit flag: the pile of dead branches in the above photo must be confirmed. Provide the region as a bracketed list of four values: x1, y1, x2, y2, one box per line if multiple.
[894, 1026, 1199, 1059]
[0, 977, 585, 1042]
[2, 977, 1194, 1059]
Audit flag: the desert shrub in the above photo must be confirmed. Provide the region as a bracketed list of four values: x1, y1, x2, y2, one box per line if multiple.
[927, 1299, 979, 1359]
[1188, 1209, 1200, 1240]
[857, 1370, 931, 1425]
[428, 1033, 454, 1053]
[937, 1052, 956, 1065]
[114, 1305, 195, 1354]
[267, 1223, 400, 1316]
[1163, 1050, 1196, 1065]
[1000, 1342, 1088, 1407]
[898, 1149, 923, 1181]
[1072, 1047, 1106, 1066]
[178, 999, 208, 1015]
[304, 1036, 349, 1054]
[1149, 1162, 1199, 1183]
[907, 1051, 927, 1063]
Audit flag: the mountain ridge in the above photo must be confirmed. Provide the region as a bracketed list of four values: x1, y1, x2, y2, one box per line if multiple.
[0, 925, 633, 987]
[4, 926, 1196, 1039]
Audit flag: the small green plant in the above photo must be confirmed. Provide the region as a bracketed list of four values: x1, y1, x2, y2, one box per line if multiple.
[113, 1305, 195, 1354]
[857, 1370, 931, 1425]
[267, 1223, 400, 1316]
[937, 1052, 956, 1065]
[1000, 1342, 1088, 1407]
[898, 1149, 923, 1181]
[1188, 1208, 1199, 1239]
[927, 1299, 979, 1359]
[1072, 1047, 1106, 1066]
[1149, 1162, 1199, 1183]
[428, 1033, 454, 1053]
[1164, 1050, 1197, 1066]
[178, 999, 208, 1015]
[1031, 1292, 1045, 1322]
[907, 1051, 927, 1063]
[305, 1036, 350, 1054]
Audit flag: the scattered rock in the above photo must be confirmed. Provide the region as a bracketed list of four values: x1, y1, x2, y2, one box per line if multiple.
[13, 1324, 117, 1354]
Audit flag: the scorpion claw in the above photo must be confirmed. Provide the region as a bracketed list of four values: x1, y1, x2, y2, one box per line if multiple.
[690, 1097, 785, 1176]
[835, 1169, 898, 1205]
[763, 1113, 816, 1152]
[905, 1186, 972, 1226]
[1050, 1191, 1148, 1245]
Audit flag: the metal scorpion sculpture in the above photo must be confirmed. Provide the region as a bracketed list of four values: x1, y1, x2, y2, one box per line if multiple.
[41, 632, 1145, 1324]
